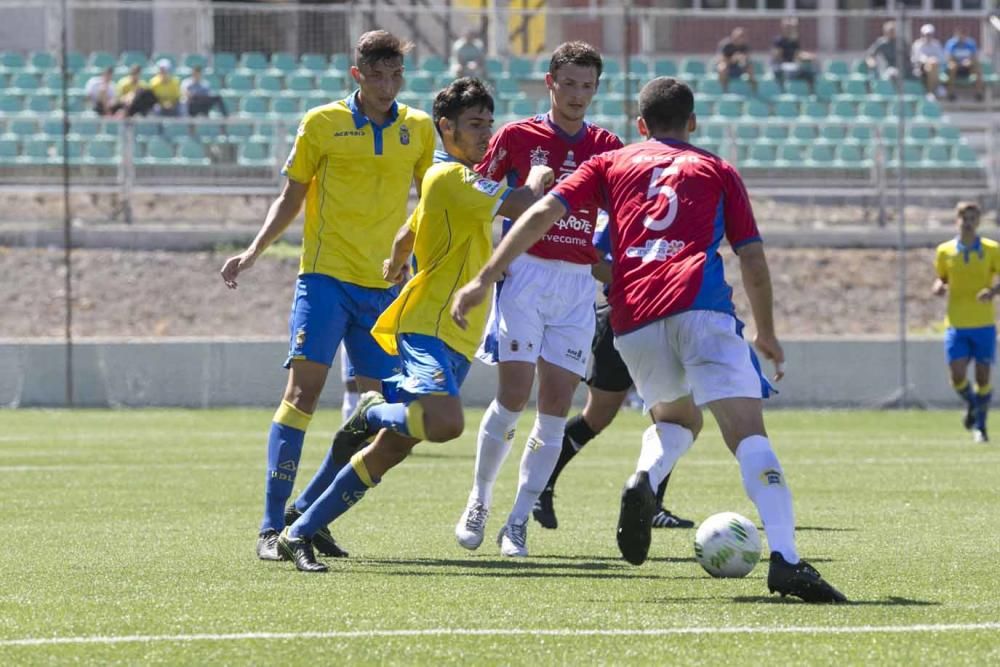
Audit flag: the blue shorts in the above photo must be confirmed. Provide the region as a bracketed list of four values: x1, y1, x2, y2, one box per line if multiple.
[945, 325, 996, 365]
[284, 273, 400, 380]
[382, 333, 471, 403]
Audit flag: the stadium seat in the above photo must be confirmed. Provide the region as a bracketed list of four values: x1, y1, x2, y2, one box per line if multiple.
[835, 144, 867, 166]
[240, 52, 269, 71]
[901, 78, 924, 97]
[0, 51, 26, 71]
[407, 74, 435, 94]
[843, 78, 868, 97]
[825, 60, 850, 77]
[923, 144, 951, 165]
[299, 53, 329, 73]
[713, 99, 742, 119]
[27, 94, 54, 113]
[484, 57, 504, 78]
[698, 78, 724, 97]
[493, 76, 522, 98]
[18, 138, 52, 164]
[507, 57, 534, 80]
[776, 144, 805, 166]
[699, 124, 725, 141]
[693, 98, 714, 117]
[0, 138, 18, 164]
[849, 125, 873, 143]
[507, 98, 536, 116]
[222, 121, 254, 143]
[88, 51, 116, 69]
[119, 51, 147, 68]
[744, 144, 776, 167]
[162, 122, 192, 142]
[743, 99, 769, 118]
[818, 124, 846, 144]
[285, 73, 315, 92]
[726, 78, 754, 98]
[331, 53, 350, 70]
[317, 72, 347, 95]
[151, 52, 178, 68]
[420, 55, 447, 75]
[9, 72, 40, 94]
[270, 52, 298, 73]
[8, 118, 39, 136]
[813, 78, 838, 101]
[785, 79, 811, 97]
[183, 53, 208, 70]
[239, 140, 273, 167]
[212, 52, 238, 75]
[679, 57, 706, 78]
[68, 118, 102, 140]
[858, 100, 886, 120]
[0, 95, 23, 113]
[28, 52, 56, 71]
[917, 100, 942, 119]
[240, 95, 270, 116]
[653, 57, 677, 77]
[255, 73, 284, 94]
[84, 139, 117, 166]
[177, 139, 210, 165]
[909, 124, 934, 142]
[800, 101, 827, 119]
[954, 145, 979, 165]
[756, 80, 782, 101]
[871, 78, 896, 98]
[40, 117, 65, 137]
[271, 97, 301, 117]
[790, 123, 817, 143]
[935, 125, 961, 143]
[761, 124, 789, 143]
[734, 124, 758, 140]
[831, 100, 855, 119]
[888, 100, 916, 118]
[628, 56, 650, 77]
[224, 73, 253, 92]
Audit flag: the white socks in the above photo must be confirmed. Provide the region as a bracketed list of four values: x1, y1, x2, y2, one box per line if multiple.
[636, 423, 693, 490]
[735, 435, 799, 564]
[509, 413, 566, 523]
[469, 400, 521, 507]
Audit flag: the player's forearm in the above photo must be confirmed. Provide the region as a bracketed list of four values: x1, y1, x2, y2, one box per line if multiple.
[740, 248, 777, 338]
[479, 195, 562, 284]
[247, 192, 302, 257]
[389, 225, 415, 272]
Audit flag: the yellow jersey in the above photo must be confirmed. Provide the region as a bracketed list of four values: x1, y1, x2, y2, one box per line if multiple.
[372, 152, 511, 359]
[115, 76, 146, 97]
[148, 74, 181, 107]
[282, 91, 436, 288]
[935, 236, 1000, 328]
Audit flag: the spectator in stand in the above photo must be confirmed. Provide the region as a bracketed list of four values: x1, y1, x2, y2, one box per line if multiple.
[911, 23, 947, 100]
[182, 65, 229, 117]
[85, 66, 116, 116]
[865, 20, 910, 81]
[717, 27, 756, 93]
[944, 27, 985, 102]
[149, 59, 182, 117]
[451, 29, 486, 79]
[111, 64, 157, 117]
[771, 17, 816, 91]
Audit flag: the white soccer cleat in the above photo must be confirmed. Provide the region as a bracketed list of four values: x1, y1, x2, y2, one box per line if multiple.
[973, 428, 989, 443]
[455, 502, 490, 550]
[498, 519, 528, 557]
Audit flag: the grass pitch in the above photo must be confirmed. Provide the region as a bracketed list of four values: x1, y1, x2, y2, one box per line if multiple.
[1, 408, 998, 664]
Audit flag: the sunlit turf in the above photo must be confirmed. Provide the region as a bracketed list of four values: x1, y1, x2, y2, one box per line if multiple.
[1, 408, 998, 664]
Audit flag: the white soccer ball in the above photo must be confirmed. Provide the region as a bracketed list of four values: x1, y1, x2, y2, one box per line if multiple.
[694, 512, 761, 578]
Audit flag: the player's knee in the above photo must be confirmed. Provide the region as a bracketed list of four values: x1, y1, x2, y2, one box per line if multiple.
[424, 412, 465, 443]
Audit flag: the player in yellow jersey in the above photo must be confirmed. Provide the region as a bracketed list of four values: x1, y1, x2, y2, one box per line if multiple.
[219, 31, 436, 562]
[276, 78, 554, 572]
[934, 201, 1000, 443]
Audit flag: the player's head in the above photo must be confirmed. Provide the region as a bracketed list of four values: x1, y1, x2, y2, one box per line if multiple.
[545, 41, 602, 125]
[956, 201, 981, 235]
[433, 77, 495, 166]
[882, 20, 896, 39]
[351, 30, 411, 114]
[637, 77, 696, 140]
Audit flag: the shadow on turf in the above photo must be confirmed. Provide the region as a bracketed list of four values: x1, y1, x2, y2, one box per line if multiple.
[354, 557, 667, 580]
[728, 595, 938, 606]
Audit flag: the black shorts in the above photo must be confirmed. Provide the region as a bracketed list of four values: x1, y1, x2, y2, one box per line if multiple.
[586, 303, 633, 393]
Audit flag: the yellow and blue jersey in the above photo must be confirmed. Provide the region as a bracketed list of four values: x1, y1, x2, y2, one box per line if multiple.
[935, 236, 1000, 328]
[282, 91, 436, 288]
[372, 151, 511, 360]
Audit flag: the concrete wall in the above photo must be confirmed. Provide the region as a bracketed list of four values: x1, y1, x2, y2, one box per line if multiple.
[0, 337, 964, 409]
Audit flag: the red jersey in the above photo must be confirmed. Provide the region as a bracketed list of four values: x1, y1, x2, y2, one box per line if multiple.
[477, 114, 623, 264]
[551, 139, 761, 334]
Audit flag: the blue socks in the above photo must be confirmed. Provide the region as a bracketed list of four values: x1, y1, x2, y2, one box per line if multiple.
[290, 453, 379, 539]
[975, 384, 991, 431]
[366, 402, 412, 436]
[261, 400, 312, 533]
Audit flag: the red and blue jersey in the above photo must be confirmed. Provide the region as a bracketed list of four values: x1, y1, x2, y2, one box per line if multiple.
[552, 139, 761, 334]
[477, 113, 623, 265]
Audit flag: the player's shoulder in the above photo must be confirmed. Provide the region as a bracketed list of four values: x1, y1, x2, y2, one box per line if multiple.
[496, 114, 548, 138]
[981, 237, 1000, 251]
[937, 238, 959, 254]
[298, 98, 353, 130]
[583, 121, 625, 150]
[396, 102, 433, 128]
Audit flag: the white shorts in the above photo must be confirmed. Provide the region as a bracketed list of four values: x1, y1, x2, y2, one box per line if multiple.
[477, 254, 597, 376]
[339, 345, 355, 383]
[614, 310, 771, 409]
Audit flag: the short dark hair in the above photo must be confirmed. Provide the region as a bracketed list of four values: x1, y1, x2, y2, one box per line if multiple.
[548, 41, 603, 80]
[432, 77, 494, 140]
[639, 77, 695, 134]
[355, 30, 412, 69]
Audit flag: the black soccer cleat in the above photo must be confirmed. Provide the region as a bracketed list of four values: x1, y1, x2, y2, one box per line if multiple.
[616, 471, 656, 566]
[277, 528, 329, 573]
[256, 529, 287, 561]
[963, 405, 976, 431]
[330, 390, 386, 463]
[767, 552, 848, 603]
[532, 487, 558, 530]
[284, 506, 349, 558]
[651, 508, 695, 529]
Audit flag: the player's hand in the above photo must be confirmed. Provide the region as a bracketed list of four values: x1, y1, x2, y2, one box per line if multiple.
[933, 280, 947, 296]
[451, 278, 489, 330]
[383, 259, 410, 284]
[754, 332, 785, 382]
[526, 165, 556, 194]
[977, 287, 995, 303]
[220, 250, 257, 289]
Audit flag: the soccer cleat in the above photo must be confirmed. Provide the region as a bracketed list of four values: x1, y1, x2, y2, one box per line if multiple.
[963, 405, 976, 430]
[330, 390, 386, 460]
[973, 428, 989, 443]
[455, 502, 490, 550]
[532, 487, 558, 529]
[767, 552, 847, 603]
[284, 506, 349, 558]
[255, 529, 287, 561]
[498, 520, 529, 557]
[651, 508, 695, 529]
[616, 471, 656, 566]
[277, 528, 328, 573]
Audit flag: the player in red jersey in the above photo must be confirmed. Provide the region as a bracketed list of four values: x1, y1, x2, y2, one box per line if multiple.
[454, 42, 624, 558]
[452, 77, 847, 603]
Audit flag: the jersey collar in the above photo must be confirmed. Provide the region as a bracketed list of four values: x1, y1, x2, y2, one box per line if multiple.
[956, 235, 983, 260]
[433, 149, 461, 164]
[347, 90, 399, 130]
[544, 112, 589, 144]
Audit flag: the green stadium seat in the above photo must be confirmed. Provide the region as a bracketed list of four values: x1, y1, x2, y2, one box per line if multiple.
[68, 118, 101, 139]
[151, 52, 177, 68]
[40, 117, 64, 137]
[407, 74, 435, 94]
[507, 57, 534, 79]
[508, 98, 536, 116]
[299, 53, 329, 73]
[177, 139, 210, 165]
[762, 124, 789, 142]
[20, 138, 55, 164]
[483, 57, 503, 78]
[858, 100, 886, 119]
[756, 80, 782, 101]
[727, 79, 753, 98]
[27, 94, 54, 113]
[224, 73, 254, 92]
[653, 57, 677, 77]
[317, 72, 347, 94]
[493, 76, 522, 98]
[800, 101, 827, 119]
[285, 73, 315, 92]
[813, 78, 838, 101]
[0, 51, 26, 70]
[270, 52, 298, 73]
[909, 124, 934, 142]
[0, 138, 19, 163]
[790, 123, 817, 143]
[776, 144, 804, 165]
[0, 95, 23, 113]
[888, 100, 916, 118]
[954, 145, 979, 165]
[240, 52, 269, 71]
[835, 144, 866, 166]
[53, 138, 85, 161]
[10, 72, 40, 93]
[773, 100, 798, 118]
[254, 122, 275, 138]
[87, 51, 115, 69]
[240, 95, 270, 116]
[714, 99, 742, 119]
[84, 139, 117, 165]
[183, 53, 208, 70]
[628, 57, 650, 77]
[271, 97, 301, 117]
[825, 60, 850, 77]
[212, 52, 238, 74]
[222, 121, 254, 142]
[871, 79, 896, 98]
[818, 125, 846, 144]
[698, 78, 723, 96]
[331, 53, 350, 70]
[679, 57, 706, 77]
[693, 99, 714, 117]
[734, 124, 758, 140]
[744, 144, 776, 167]
[923, 144, 951, 164]
[28, 52, 56, 71]
[901, 78, 924, 97]
[785, 79, 811, 97]
[843, 78, 868, 96]
[851, 59, 869, 76]
[849, 125, 873, 143]
[256, 73, 284, 93]
[41, 71, 69, 92]
[420, 55, 447, 74]
[120, 51, 147, 68]
[162, 122, 191, 141]
[743, 99, 769, 118]
[918, 100, 942, 119]
[8, 118, 39, 136]
[831, 100, 855, 119]
[239, 140, 272, 167]
[699, 123, 725, 141]
[936, 125, 961, 142]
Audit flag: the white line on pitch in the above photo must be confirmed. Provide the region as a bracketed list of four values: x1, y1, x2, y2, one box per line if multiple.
[2, 623, 999, 647]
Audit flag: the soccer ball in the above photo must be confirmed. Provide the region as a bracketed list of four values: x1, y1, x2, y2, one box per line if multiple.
[693, 512, 761, 578]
